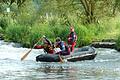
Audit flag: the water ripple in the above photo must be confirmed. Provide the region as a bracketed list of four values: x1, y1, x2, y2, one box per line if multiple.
[1, 40, 120, 80]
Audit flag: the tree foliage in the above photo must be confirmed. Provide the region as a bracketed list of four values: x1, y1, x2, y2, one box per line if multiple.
[0, 0, 26, 7]
[0, 0, 120, 24]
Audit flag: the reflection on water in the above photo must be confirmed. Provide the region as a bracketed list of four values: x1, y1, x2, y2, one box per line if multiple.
[0, 40, 120, 80]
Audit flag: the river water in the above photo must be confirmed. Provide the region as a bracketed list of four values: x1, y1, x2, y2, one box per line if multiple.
[0, 40, 120, 80]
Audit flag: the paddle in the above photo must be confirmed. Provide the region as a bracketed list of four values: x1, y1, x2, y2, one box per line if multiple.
[21, 39, 40, 61]
[58, 54, 64, 63]
[54, 45, 64, 63]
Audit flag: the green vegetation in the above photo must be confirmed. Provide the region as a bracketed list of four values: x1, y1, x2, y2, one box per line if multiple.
[0, 0, 120, 48]
[2, 17, 120, 47]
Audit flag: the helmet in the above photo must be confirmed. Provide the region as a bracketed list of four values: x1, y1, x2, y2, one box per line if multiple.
[56, 37, 61, 42]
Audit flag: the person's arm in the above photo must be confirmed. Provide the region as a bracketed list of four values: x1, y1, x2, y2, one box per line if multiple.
[55, 42, 59, 48]
[34, 45, 44, 49]
[68, 33, 71, 41]
[44, 37, 52, 45]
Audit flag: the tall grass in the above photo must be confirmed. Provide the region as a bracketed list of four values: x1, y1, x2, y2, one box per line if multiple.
[3, 15, 120, 47]
[115, 21, 120, 50]
[4, 24, 31, 47]
[116, 35, 120, 50]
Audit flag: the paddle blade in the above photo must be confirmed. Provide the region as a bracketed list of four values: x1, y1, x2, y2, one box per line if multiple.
[21, 49, 32, 61]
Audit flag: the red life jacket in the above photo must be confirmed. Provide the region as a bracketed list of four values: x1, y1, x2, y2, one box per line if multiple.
[68, 32, 77, 44]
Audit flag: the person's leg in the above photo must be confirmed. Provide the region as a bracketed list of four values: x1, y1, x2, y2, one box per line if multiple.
[71, 42, 76, 52]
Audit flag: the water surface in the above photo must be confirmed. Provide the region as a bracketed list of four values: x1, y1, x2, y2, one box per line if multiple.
[0, 40, 120, 80]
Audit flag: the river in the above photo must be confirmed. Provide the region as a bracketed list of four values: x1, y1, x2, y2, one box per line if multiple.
[0, 40, 120, 80]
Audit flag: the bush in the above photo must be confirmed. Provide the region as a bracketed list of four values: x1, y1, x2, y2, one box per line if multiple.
[5, 24, 30, 45]
[0, 27, 3, 33]
[49, 24, 69, 41]
[3, 17, 119, 48]
[0, 18, 8, 30]
[116, 35, 120, 50]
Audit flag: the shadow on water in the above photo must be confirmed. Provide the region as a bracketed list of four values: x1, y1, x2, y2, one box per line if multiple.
[14, 61, 80, 80]
[31, 62, 79, 80]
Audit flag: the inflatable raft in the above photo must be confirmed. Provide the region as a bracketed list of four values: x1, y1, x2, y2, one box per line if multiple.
[36, 46, 97, 62]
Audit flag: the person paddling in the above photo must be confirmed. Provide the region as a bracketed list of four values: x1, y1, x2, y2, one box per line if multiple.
[55, 37, 70, 56]
[34, 35, 55, 54]
[67, 26, 77, 52]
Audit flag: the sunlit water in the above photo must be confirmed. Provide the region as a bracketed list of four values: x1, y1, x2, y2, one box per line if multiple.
[0, 40, 120, 80]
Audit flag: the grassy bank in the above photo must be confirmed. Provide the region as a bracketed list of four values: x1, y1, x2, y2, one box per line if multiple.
[0, 15, 120, 48]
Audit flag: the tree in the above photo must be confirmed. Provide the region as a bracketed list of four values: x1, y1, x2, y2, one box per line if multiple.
[0, 0, 26, 7]
[80, 0, 96, 24]
[113, 0, 120, 15]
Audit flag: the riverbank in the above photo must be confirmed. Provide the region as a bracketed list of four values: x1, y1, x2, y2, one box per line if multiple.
[0, 37, 119, 52]
[91, 39, 116, 49]
[2, 23, 120, 48]
[0, 29, 119, 50]
[91, 38, 120, 52]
